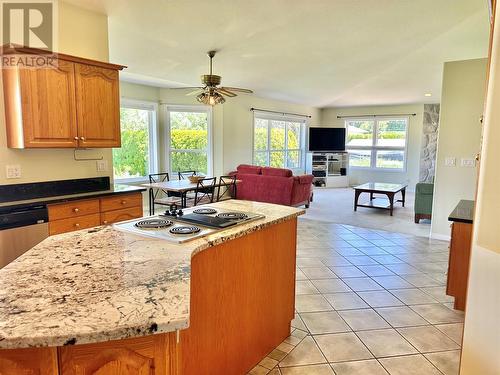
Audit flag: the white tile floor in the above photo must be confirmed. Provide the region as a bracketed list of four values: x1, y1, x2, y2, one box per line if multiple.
[249, 219, 463, 375]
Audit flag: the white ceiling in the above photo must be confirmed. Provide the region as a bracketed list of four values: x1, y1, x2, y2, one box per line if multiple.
[64, 0, 490, 107]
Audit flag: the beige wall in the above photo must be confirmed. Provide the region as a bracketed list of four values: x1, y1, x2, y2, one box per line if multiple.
[320, 104, 425, 189]
[120, 86, 320, 178]
[431, 58, 487, 239]
[460, 3, 500, 373]
[0, 1, 112, 186]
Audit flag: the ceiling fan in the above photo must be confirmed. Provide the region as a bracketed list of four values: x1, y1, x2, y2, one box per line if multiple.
[173, 50, 253, 105]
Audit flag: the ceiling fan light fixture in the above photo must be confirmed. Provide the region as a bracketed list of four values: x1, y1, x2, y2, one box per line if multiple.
[196, 91, 226, 106]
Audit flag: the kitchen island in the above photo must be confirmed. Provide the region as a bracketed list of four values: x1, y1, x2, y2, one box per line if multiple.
[0, 200, 303, 374]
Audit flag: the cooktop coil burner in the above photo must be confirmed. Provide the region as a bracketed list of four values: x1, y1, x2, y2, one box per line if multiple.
[216, 212, 248, 221]
[169, 226, 201, 235]
[134, 219, 173, 229]
[192, 208, 218, 215]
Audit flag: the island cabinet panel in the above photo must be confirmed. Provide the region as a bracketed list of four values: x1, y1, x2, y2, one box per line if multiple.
[0, 347, 58, 375]
[74, 64, 121, 148]
[180, 218, 297, 375]
[58, 332, 179, 375]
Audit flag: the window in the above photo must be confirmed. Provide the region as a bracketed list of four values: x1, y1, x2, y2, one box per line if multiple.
[345, 117, 408, 171]
[113, 99, 158, 181]
[253, 114, 306, 169]
[166, 106, 212, 175]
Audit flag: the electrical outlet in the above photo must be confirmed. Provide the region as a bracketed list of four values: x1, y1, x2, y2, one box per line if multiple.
[461, 158, 476, 167]
[96, 160, 108, 172]
[444, 157, 456, 167]
[5, 164, 21, 179]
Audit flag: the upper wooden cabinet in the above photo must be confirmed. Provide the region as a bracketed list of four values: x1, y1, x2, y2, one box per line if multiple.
[2, 47, 125, 148]
[75, 64, 121, 148]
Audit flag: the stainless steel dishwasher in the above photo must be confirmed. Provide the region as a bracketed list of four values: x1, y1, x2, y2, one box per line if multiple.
[0, 204, 49, 268]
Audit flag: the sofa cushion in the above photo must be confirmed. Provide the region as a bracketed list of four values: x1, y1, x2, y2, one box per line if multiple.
[261, 167, 293, 177]
[237, 164, 262, 175]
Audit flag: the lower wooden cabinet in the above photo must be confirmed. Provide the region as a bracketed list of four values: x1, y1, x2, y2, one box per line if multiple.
[446, 221, 473, 311]
[49, 213, 101, 235]
[48, 193, 143, 235]
[0, 333, 179, 375]
[101, 206, 143, 225]
[59, 333, 179, 375]
[0, 347, 58, 375]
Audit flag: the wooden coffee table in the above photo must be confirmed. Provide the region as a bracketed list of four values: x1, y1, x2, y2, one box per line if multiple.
[353, 182, 407, 216]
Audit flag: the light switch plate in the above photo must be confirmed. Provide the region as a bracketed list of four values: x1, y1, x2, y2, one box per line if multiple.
[5, 164, 21, 179]
[461, 158, 476, 167]
[445, 157, 456, 167]
[96, 160, 108, 172]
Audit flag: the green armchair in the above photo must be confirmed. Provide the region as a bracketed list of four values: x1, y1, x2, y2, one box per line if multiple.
[414, 183, 434, 223]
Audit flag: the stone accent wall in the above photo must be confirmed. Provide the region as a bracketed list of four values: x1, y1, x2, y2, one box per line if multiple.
[419, 104, 440, 182]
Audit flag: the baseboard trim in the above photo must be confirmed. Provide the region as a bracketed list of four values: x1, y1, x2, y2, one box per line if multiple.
[430, 232, 451, 241]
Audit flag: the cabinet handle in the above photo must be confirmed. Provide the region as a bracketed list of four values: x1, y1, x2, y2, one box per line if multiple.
[74, 223, 80, 228]
[103, 220, 108, 224]
[80, 137, 85, 141]
[121, 200, 127, 205]
[73, 208, 79, 213]
[74, 136, 79, 140]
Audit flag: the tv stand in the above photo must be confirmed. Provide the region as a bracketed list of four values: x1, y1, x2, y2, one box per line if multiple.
[306, 152, 349, 188]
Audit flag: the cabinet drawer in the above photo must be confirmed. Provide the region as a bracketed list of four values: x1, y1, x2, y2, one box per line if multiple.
[101, 207, 143, 225]
[48, 199, 100, 220]
[49, 214, 100, 235]
[100, 193, 142, 212]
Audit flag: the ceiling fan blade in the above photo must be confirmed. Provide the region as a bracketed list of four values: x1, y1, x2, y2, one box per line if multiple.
[220, 86, 253, 94]
[186, 89, 205, 96]
[217, 88, 237, 97]
[170, 86, 203, 90]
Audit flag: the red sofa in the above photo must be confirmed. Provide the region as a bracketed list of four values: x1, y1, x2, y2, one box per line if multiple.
[229, 164, 314, 207]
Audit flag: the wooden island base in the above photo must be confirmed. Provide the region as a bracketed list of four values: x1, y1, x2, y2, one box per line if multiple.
[0, 219, 297, 375]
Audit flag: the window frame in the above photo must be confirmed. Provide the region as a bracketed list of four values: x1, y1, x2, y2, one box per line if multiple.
[113, 98, 159, 183]
[165, 104, 213, 177]
[252, 112, 307, 170]
[345, 116, 409, 172]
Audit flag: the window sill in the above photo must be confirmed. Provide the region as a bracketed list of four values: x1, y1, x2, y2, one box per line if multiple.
[349, 167, 406, 173]
[114, 177, 149, 184]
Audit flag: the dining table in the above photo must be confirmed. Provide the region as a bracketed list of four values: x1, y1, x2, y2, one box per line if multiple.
[140, 178, 240, 214]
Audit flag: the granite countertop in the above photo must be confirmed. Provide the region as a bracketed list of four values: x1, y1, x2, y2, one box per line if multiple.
[0, 184, 146, 210]
[0, 200, 304, 349]
[448, 200, 475, 224]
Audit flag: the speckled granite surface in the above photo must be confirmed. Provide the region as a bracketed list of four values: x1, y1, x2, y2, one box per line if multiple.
[0, 200, 303, 349]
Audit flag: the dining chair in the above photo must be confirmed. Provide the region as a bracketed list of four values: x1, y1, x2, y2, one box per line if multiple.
[193, 177, 217, 206]
[148, 173, 181, 214]
[216, 175, 237, 202]
[178, 170, 197, 180]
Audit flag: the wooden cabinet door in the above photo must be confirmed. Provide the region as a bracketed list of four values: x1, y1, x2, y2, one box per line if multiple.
[18, 60, 78, 147]
[58, 333, 179, 375]
[74, 63, 121, 148]
[101, 206, 143, 225]
[0, 347, 58, 375]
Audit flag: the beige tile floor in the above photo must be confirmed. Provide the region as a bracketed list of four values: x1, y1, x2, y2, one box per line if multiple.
[249, 219, 463, 375]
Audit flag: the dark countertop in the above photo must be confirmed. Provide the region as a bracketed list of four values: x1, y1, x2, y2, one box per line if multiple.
[448, 200, 474, 224]
[0, 184, 146, 211]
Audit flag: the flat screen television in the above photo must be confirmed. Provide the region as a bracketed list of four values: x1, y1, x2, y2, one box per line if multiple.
[308, 127, 346, 152]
